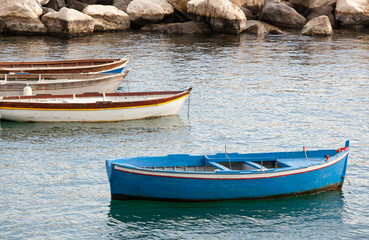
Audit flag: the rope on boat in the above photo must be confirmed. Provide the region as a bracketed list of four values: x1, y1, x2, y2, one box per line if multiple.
[225, 145, 232, 170]
[343, 176, 351, 185]
[303, 146, 323, 161]
[187, 90, 190, 118]
[303, 146, 309, 160]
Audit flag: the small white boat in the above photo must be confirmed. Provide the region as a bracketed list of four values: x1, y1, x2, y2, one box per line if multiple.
[0, 88, 192, 122]
[0, 71, 129, 96]
[0, 58, 129, 74]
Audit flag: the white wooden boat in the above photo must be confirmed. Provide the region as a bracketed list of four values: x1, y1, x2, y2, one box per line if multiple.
[0, 71, 129, 96]
[0, 58, 129, 74]
[0, 88, 192, 122]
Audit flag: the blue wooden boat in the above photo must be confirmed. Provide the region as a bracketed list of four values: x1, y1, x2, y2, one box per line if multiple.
[106, 141, 349, 201]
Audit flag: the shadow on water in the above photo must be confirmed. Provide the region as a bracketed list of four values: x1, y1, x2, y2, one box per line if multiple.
[106, 191, 345, 239]
[0, 115, 186, 141]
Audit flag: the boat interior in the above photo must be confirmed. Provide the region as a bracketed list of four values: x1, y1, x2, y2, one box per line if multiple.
[0, 59, 123, 68]
[143, 157, 292, 172]
[0, 73, 122, 82]
[0, 92, 179, 103]
[129, 150, 340, 173]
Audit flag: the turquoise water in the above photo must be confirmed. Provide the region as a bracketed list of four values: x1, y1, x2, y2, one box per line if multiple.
[1, 30, 369, 239]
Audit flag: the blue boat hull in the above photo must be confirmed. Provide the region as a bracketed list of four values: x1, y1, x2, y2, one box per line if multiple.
[12, 66, 124, 74]
[101, 67, 125, 74]
[106, 146, 349, 201]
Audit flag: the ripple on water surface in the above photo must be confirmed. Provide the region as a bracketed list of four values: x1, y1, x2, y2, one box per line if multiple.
[0, 30, 369, 239]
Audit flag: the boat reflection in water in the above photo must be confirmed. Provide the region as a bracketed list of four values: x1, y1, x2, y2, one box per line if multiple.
[107, 191, 345, 238]
[0, 115, 186, 141]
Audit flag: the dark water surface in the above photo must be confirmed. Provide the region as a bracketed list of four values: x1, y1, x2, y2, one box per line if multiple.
[0, 30, 368, 239]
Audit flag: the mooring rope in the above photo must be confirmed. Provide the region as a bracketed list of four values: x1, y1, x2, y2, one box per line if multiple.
[303, 146, 309, 160]
[187, 91, 190, 118]
[344, 175, 351, 185]
[225, 145, 232, 170]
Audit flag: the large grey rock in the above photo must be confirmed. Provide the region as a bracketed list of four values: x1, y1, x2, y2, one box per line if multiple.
[290, 0, 336, 9]
[239, 0, 264, 15]
[246, 19, 281, 32]
[141, 21, 210, 33]
[42, 6, 57, 15]
[44, 0, 66, 11]
[0, 0, 48, 35]
[187, 0, 247, 34]
[0, 20, 6, 34]
[335, 0, 369, 27]
[269, 28, 285, 34]
[66, 0, 89, 12]
[307, 5, 335, 27]
[259, 0, 306, 29]
[240, 7, 256, 20]
[37, 0, 50, 5]
[127, 0, 175, 27]
[245, 21, 267, 36]
[79, 0, 98, 3]
[83, 5, 130, 31]
[168, 0, 190, 14]
[41, 7, 94, 37]
[80, 0, 113, 4]
[113, 0, 133, 12]
[301, 15, 332, 35]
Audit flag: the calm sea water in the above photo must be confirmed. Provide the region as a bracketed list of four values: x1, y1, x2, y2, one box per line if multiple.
[0, 30, 368, 239]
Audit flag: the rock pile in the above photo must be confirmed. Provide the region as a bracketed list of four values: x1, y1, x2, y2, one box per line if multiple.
[0, 0, 368, 37]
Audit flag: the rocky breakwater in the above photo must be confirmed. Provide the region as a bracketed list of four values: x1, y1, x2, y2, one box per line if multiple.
[0, 0, 368, 37]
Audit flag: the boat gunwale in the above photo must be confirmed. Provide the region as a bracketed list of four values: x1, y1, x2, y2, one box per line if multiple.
[1, 86, 190, 100]
[110, 150, 349, 180]
[0, 71, 127, 84]
[0, 88, 192, 110]
[0, 58, 128, 72]
[0, 58, 122, 65]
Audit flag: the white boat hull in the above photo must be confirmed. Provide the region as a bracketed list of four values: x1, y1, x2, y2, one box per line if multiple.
[0, 71, 128, 97]
[0, 94, 189, 122]
[0, 80, 123, 96]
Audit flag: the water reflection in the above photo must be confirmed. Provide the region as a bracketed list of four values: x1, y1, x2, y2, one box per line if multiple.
[1, 28, 368, 239]
[0, 115, 186, 141]
[0, 35, 68, 61]
[107, 191, 345, 239]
